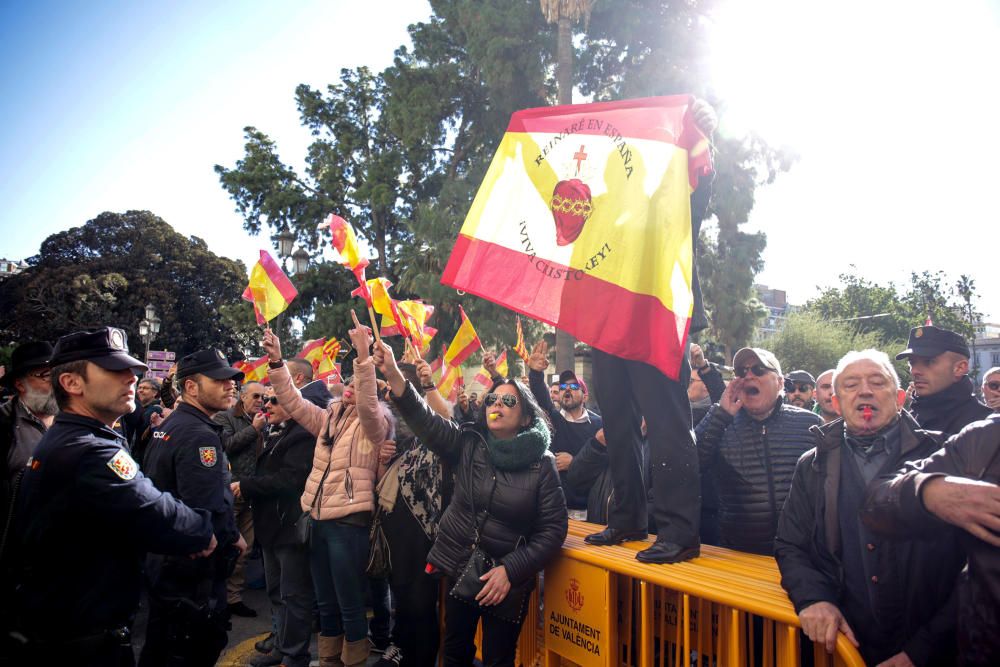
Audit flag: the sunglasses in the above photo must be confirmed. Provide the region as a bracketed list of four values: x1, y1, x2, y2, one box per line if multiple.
[248, 393, 264, 400]
[264, 396, 278, 405]
[559, 382, 581, 391]
[735, 364, 773, 378]
[785, 382, 813, 393]
[987, 382, 1000, 392]
[484, 393, 518, 408]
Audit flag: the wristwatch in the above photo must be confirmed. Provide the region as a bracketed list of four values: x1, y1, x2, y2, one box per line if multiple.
[268, 359, 284, 369]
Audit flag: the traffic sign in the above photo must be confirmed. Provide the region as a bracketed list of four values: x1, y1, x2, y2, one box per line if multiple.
[147, 350, 176, 361]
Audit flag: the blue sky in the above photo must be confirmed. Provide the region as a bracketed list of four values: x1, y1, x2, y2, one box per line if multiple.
[2, 0, 998, 322]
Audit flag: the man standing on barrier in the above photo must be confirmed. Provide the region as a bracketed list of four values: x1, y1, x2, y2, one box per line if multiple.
[2, 327, 216, 666]
[140, 349, 247, 667]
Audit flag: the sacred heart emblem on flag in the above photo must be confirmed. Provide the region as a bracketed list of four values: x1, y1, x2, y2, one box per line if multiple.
[550, 178, 593, 246]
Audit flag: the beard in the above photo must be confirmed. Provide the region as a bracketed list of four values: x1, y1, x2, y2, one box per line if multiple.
[21, 385, 58, 417]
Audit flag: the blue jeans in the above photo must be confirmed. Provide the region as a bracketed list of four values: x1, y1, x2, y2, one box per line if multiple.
[309, 518, 369, 641]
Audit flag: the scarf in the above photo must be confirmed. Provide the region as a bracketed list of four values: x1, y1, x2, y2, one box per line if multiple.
[844, 418, 900, 459]
[484, 418, 551, 471]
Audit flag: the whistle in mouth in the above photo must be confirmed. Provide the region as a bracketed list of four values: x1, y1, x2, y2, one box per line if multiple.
[862, 406, 873, 421]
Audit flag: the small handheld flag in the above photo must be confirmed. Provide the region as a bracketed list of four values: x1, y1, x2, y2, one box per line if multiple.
[242, 250, 298, 325]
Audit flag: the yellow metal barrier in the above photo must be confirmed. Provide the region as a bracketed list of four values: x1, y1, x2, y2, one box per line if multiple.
[475, 519, 865, 667]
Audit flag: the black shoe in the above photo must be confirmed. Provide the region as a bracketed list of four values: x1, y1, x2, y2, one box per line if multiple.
[584, 527, 648, 546]
[254, 632, 275, 653]
[228, 601, 258, 618]
[635, 540, 700, 564]
[247, 652, 282, 667]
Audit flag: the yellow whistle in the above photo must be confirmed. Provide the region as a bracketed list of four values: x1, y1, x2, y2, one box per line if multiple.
[488, 413, 500, 421]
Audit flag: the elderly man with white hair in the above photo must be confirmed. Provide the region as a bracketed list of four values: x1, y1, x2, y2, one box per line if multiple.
[775, 349, 965, 666]
[982, 366, 1000, 412]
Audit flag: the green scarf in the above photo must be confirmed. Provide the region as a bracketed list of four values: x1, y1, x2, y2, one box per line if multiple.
[484, 418, 551, 471]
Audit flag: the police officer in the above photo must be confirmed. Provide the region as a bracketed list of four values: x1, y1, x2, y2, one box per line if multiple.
[139, 348, 247, 667]
[897, 325, 992, 435]
[2, 327, 216, 666]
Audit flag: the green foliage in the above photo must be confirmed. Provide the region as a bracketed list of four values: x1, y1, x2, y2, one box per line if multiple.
[808, 268, 978, 343]
[758, 311, 898, 380]
[216, 66, 411, 273]
[0, 211, 249, 358]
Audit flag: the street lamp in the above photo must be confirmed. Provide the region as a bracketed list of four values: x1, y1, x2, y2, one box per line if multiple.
[275, 229, 295, 259]
[292, 247, 310, 275]
[139, 303, 159, 365]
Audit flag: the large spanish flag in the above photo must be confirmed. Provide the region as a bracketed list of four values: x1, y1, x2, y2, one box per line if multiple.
[242, 250, 298, 325]
[235, 355, 269, 384]
[441, 96, 712, 380]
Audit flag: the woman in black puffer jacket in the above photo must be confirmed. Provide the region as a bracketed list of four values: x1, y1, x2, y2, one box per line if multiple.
[374, 342, 568, 667]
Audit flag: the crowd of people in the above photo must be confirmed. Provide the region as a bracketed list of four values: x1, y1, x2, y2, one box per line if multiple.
[1, 312, 999, 667]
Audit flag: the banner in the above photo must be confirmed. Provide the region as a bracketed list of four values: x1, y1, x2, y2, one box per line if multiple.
[441, 96, 712, 380]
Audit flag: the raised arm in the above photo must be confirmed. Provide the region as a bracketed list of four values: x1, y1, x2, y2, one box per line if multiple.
[263, 328, 328, 437]
[373, 339, 465, 464]
[526, 341, 556, 414]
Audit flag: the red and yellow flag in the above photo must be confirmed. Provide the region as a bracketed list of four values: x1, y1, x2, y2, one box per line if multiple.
[474, 350, 508, 387]
[299, 338, 342, 380]
[513, 316, 529, 363]
[438, 363, 463, 401]
[320, 213, 371, 304]
[234, 355, 269, 384]
[442, 306, 481, 368]
[381, 300, 437, 353]
[316, 339, 341, 380]
[242, 250, 298, 325]
[441, 96, 713, 380]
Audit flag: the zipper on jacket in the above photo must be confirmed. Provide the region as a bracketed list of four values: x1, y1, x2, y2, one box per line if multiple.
[761, 424, 779, 537]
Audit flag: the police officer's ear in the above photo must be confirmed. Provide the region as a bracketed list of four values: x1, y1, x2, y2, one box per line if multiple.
[57, 368, 87, 398]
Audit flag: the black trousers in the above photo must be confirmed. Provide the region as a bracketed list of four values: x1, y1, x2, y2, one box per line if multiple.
[390, 571, 440, 667]
[138, 578, 228, 667]
[592, 348, 700, 547]
[442, 583, 523, 667]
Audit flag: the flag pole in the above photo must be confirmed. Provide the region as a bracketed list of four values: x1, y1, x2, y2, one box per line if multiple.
[366, 305, 383, 345]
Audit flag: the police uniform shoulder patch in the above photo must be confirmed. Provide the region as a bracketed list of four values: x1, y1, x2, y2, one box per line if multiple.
[199, 446, 218, 467]
[107, 449, 138, 480]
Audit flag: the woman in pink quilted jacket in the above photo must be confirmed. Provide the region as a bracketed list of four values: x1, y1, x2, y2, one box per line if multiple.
[262, 312, 392, 667]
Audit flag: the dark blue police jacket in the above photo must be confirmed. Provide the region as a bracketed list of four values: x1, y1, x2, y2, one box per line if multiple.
[143, 402, 239, 548]
[10, 412, 212, 636]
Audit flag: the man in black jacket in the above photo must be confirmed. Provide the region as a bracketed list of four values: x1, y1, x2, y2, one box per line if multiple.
[234, 396, 314, 667]
[897, 325, 991, 435]
[212, 380, 265, 618]
[522, 344, 602, 512]
[861, 414, 1000, 666]
[696, 347, 820, 555]
[775, 350, 964, 665]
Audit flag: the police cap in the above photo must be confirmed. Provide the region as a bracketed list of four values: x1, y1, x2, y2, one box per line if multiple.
[49, 327, 148, 372]
[895, 326, 970, 360]
[176, 349, 245, 381]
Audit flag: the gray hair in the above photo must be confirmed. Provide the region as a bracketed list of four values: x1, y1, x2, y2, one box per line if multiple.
[832, 349, 900, 393]
[239, 381, 264, 396]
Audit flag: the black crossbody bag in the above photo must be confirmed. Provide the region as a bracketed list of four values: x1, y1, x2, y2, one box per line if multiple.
[448, 453, 531, 625]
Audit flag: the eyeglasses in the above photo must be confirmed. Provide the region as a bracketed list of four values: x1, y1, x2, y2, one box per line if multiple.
[734, 364, 773, 378]
[265, 396, 278, 405]
[247, 393, 264, 400]
[785, 382, 813, 393]
[559, 382, 581, 391]
[27, 370, 52, 380]
[484, 393, 518, 408]
[987, 382, 1000, 392]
